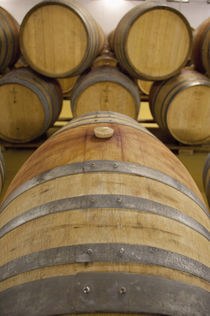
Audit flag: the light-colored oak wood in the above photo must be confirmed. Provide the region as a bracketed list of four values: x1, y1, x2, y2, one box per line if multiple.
[1, 173, 208, 230]
[0, 7, 20, 72]
[20, 0, 104, 77]
[3, 114, 204, 200]
[71, 67, 140, 118]
[0, 150, 5, 194]
[0, 112, 208, 312]
[192, 17, 210, 78]
[112, 3, 192, 80]
[0, 68, 62, 142]
[92, 54, 117, 69]
[149, 69, 210, 145]
[137, 79, 153, 95]
[56, 76, 79, 95]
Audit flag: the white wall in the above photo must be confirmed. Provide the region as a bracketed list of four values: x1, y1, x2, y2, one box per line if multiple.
[0, 0, 209, 34]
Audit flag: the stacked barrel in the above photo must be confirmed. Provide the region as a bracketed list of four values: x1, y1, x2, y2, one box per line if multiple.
[0, 0, 105, 143]
[108, 2, 210, 146]
[0, 1, 209, 315]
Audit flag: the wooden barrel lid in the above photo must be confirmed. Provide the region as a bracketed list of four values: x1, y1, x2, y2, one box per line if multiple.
[71, 67, 140, 119]
[114, 3, 192, 80]
[20, 0, 104, 77]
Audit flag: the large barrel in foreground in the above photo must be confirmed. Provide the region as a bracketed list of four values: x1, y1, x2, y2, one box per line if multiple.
[192, 17, 210, 78]
[0, 68, 62, 143]
[0, 7, 20, 72]
[0, 112, 209, 315]
[0, 150, 6, 194]
[20, 0, 104, 78]
[71, 67, 140, 119]
[203, 153, 210, 207]
[111, 2, 192, 80]
[149, 69, 210, 145]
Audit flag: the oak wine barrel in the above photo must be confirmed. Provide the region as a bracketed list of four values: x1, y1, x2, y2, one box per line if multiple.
[137, 79, 153, 96]
[203, 153, 210, 207]
[0, 150, 6, 194]
[0, 68, 62, 143]
[192, 17, 210, 78]
[20, 0, 104, 78]
[0, 7, 20, 72]
[71, 67, 140, 119]
[56, 76, 79, 95]
[92, 53, 118, 69]
[149, 69, 210, 145]
[0, 111, 209, 315]
[111, 2, 192, 80]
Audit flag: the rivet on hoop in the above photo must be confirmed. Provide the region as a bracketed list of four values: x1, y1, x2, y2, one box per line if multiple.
[119, 248, 125, 255]
[119, 287, 126, 295]
[87, 248, 93, 255]
[83, 286, 91, 294]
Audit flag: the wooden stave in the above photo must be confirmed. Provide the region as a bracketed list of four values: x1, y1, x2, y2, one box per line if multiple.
[0, 111, 209, 315]
[56, 76, 79, 95]
[149, 69, 210, 145]
[71, 67, 140, 118]
[192, 17, 210, 78]
[112, 2, 192, 81]
[0, 7, 20, 72]
[19, 0, 104, 78]
[0, 149, 6, 194]
[0, 68, 62, 143]
[137, 79, 153, 95]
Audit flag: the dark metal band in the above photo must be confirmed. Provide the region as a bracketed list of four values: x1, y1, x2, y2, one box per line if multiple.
[0, 150, 6, 184]
[0, 273, 209, 316]
[1, 243, 209, 283]
[0, 194, 209, 240]
[0, 160, 208, 217]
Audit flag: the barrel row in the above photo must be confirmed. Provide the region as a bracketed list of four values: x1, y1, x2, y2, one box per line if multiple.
[1, 1, 209, 81]
[0, 112, 209, 315]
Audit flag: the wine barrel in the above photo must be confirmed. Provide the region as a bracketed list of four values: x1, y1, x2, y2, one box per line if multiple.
[71, 67, 140, 118]
[149, 69, 210, 145]
[20, 0, 104, 78]
[192, 17, 210, 78]
[56, 76, 79, 95]
[111, 3, 192, 80]
[0, 68, 62, 143]
[0, 7, 20, 72]
[203, 153, 210, 207]
[0, 150, 6, 194]
[0, 111, 209, 315]
[92, 53, 118, 69]
[137, 79, 153, 96]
